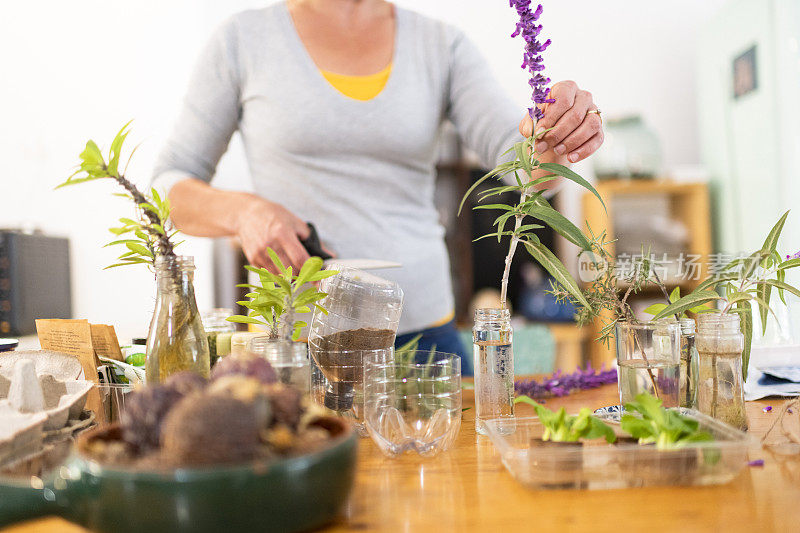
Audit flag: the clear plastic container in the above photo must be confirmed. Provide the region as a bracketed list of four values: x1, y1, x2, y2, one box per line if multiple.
[483, 409, 749, 490]
[308, 268, 403, 432]
[364, 351, 461, 457]
[248, 336, 311, 393]
[310, 348, 393, 436]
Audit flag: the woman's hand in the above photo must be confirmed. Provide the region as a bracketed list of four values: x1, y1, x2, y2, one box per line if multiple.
[518, 80, 603, 163]
[235, 196, 313, 273]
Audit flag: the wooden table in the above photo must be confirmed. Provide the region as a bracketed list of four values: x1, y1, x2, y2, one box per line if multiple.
[5, 385, 799, 533]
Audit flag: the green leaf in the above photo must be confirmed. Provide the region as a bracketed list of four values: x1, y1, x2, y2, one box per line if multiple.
[523, 238, 590, 308]
[125, 242, 153, 258]
[524, 203, 591, 250]
[295, 256, 324, 287]
[643, 303, 667, 316]
[474, 203, 515, 211]
[458, 162, 518, 215]
[762, 279, 800, 300]
[761, 211, 790, 256]
[756, 281, 771, 335]
[651, 291, 722, 320]
[226, 315, 268, 326]
[266, 248, 287, 273]
[669, 286, 681, 302]
[778, 258, 800, 270]
[736, 299, 753, 382]
[538, 162, 606, 213]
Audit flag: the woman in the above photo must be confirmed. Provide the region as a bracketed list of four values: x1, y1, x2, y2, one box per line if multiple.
[153, 0, 603, 374]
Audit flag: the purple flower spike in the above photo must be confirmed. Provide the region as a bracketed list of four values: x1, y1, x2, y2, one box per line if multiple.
[787, 251, 800, 260]
[515, 365, 618, 400]
[763, 406, 773, 413]
[748, 459, 765, 467]
[509, 1, 555, 122]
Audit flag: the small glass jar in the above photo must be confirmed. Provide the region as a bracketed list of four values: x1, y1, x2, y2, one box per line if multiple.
[145, 256, 210, 383]
[696, 313, 748, 430]
[248, 336, 310, 393]
[473, 308, 514, 435]
[202, 308, 235, 367]
[615, 320, 681, 408]
[678, 318, 699, 409]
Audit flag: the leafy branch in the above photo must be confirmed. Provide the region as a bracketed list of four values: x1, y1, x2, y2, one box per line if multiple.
[458, 130, 605, 310]
[652, 211, 800, 380]
[227, 248, 337, 341]
[56, 121, 179, 270]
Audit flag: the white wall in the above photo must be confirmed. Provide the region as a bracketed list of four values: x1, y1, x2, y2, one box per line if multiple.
[0, 0, 725, 339]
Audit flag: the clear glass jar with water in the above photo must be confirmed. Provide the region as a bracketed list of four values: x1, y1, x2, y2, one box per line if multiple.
[473, 308, 514, 435]
[696, 313, 747, 430]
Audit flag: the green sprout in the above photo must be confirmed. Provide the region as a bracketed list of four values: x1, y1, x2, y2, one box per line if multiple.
[515, 396, 617, 443]
[227, 248, 337, 341]
[621, 393, 713, 450]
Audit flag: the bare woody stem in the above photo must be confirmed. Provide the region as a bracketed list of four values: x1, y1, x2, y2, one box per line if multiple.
[111, 172, 176, 260]
[500, 192, 529, 308]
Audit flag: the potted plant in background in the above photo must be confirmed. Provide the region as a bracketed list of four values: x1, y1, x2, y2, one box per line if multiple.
[650, 212, 800, 430]
[459, 1, 605, 434]
[58, 123, 209, 383]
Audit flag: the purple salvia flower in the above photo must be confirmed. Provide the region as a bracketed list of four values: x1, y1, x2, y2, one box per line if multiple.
[515, 365, 618, 399]
[509, 1, 554, 121]
[787, 251, 800, 260]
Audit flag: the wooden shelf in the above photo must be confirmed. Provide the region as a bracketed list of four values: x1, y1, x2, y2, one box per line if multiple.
[582, 179, 713, 366]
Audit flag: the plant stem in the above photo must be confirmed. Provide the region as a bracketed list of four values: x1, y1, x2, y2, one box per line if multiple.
[112, 172, 176, 261]
[500, 195, 528, 308]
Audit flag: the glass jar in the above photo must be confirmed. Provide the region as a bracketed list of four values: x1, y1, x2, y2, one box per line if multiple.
[615, 320, 681, 408]
[473, 308, 514, 435]
[202, 308, 235, 367]
[696, 313, 747, 430]
[679, 318, 699, 409]
[248, 336, 310, 393]
[145, 256, 210, 383]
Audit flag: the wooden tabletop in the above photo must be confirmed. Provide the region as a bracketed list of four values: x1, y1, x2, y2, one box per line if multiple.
[5, 384, 799, 533]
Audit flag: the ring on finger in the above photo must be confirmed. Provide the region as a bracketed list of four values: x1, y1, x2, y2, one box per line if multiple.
[587, 108, 602, 125]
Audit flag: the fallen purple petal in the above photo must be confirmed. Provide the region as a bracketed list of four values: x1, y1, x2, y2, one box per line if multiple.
[763, 406, 772, 413]
[748, 459, 764, 467]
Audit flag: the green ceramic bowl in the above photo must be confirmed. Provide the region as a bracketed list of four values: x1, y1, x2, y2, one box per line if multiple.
[0, 418, 357, 533]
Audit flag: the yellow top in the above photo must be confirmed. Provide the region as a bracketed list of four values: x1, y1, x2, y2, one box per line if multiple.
[321, 64, 392, 101]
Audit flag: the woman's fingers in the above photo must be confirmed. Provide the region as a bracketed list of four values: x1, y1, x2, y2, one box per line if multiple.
[540, 89, 593, 151]
[519, 114, 534, 138]
[533, 81, 578, 151]
[564, 131, 604, 163]
[553, 109, 603, 158]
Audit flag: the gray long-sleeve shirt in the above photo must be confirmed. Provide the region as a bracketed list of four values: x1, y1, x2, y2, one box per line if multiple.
[153, 2, 520, 334]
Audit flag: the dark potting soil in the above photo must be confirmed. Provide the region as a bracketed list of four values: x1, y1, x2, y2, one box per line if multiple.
[310, 328, 394, 380]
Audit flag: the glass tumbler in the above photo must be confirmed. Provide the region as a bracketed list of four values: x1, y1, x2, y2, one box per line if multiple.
[248, 336, 311, 393]
[615, 320, 681, 408]
[364, 351, 462, 457]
